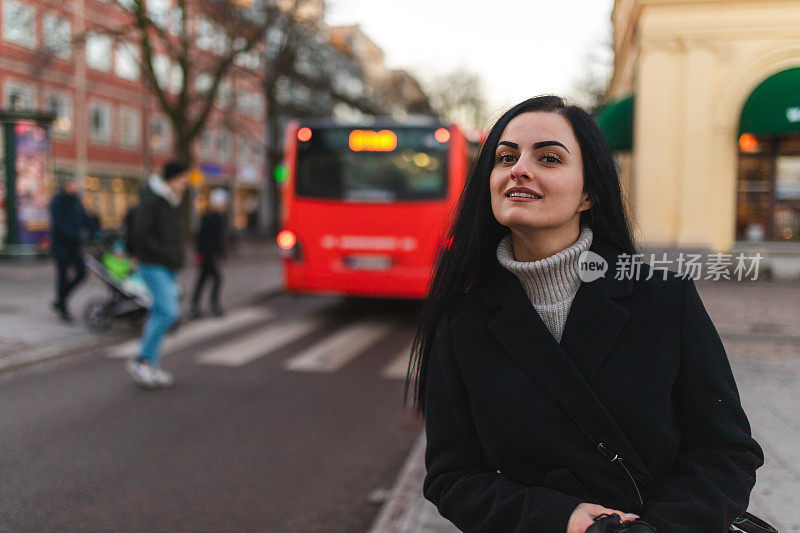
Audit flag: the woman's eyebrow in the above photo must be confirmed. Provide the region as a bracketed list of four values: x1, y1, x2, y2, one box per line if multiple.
[497, 141, 518, 150]
[533, 140, 570, 153]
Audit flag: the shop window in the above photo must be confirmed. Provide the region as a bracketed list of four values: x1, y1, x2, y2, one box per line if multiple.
[46, 92, 73, 137]
[86, 32, 113, 72]
[736, 154, 772, 241]
[775, 156, 800, 201]
[54, 171, 75, 190]
[81, 176, 135, 230]
[778, 137, 800, 153]
[89, 102, 112, 143]
[737, 136, 800, 242]
[2, 1, 36, 48]
[43, 13, 71, 59]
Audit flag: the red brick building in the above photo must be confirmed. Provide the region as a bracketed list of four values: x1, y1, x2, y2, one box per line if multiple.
[0, 0, 267, 231]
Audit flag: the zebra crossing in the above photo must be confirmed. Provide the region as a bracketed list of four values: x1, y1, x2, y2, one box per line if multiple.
[283, 320, 394, 373]
[108, 307, 273, 359]
[106, 305, 414, 379]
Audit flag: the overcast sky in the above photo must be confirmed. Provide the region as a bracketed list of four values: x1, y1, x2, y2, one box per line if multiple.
[325, 0, 615, 120]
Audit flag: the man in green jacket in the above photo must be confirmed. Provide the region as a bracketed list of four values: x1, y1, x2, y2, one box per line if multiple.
[126, 160, 189, 389]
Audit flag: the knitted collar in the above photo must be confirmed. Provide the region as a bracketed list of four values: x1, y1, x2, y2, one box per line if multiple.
[496, 225, 594, 306]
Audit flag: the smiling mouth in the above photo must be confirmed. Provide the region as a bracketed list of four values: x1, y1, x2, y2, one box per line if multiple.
[505, 187, 542, 199]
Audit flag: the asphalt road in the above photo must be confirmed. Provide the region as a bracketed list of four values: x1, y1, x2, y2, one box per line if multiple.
[1, 293, 425, 532]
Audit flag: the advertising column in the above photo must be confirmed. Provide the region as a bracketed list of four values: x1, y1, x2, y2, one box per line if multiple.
[0, 112, 55, 256]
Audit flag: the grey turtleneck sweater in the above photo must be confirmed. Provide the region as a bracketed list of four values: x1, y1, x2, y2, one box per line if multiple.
[496, 226, 594, 343]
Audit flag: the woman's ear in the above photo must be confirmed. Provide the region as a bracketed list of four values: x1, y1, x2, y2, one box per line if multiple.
[579, 193, 594, 211]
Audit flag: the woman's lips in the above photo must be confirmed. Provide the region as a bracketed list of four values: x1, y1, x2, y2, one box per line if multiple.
[505, 186, 543, 200]
[506, 196, 541, 202]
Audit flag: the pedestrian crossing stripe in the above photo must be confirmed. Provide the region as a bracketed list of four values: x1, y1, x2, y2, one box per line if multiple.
[107, 307, 272, 359]
[107, 306, 415, 378]
[283, 321, 395, 373]
[197, 317, 323, 367]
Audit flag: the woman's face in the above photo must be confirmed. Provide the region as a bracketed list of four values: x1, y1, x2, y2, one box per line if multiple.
[489, 111, 592, 234]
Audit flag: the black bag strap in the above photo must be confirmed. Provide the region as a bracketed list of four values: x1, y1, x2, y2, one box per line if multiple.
[555, 391, 778, 532]
[731, 512, 778, 533]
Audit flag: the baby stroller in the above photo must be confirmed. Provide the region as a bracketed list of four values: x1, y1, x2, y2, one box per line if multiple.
[82, 234, 182, 332]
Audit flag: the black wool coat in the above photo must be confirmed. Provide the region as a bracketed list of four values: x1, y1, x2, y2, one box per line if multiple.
[195, 212, 227, 260]
[423, 235, 764, 533]
[49, 191, 88, 256]
[132, 187, 185, 272]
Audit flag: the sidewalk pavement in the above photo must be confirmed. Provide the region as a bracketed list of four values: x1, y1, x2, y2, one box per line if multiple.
[372, 277, 800, 532]
[0, 239, 283, 372]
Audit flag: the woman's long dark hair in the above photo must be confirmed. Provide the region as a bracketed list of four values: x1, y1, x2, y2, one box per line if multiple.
[405, 95, 638, 414]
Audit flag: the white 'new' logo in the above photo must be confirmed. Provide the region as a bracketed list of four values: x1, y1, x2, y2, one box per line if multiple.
[578, 251, 608, 282]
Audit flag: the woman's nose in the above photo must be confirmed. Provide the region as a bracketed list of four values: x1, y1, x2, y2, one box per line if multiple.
[509, 158, 531, 181]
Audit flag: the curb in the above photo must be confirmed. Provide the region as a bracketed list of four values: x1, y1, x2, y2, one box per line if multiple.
[0, 330, 131, 374]
[370, 432, 458, 533]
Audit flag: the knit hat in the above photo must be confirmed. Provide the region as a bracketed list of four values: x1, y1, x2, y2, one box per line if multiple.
[209, 188, 229, 208]
[163, 160, 190, 181]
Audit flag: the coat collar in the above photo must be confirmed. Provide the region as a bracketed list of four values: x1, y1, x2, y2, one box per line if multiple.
[148, 174, 182, 207]
[481, 233, 649, 479]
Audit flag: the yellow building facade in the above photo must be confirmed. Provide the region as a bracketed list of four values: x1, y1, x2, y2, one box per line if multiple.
[604, 0, 800, 254]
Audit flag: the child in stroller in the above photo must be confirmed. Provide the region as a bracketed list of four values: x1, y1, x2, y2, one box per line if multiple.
[83, 234, 182, 332]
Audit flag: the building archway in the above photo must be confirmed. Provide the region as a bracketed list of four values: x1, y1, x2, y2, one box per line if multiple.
[711, 45, 800, 248]
[735, 67, 800, 242]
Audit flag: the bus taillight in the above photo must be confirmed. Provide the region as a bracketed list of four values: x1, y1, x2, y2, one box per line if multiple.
[434, 128, 450, 143]
[297, 127, 312, 142]
[277, 230, 300, 259]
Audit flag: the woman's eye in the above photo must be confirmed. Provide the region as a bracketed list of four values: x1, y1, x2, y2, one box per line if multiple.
[540, 153, 562, 165]
[495, 153, 516, 165]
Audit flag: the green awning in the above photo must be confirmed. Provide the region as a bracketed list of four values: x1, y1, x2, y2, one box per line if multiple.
[595, 95, 633, 151]
[739, 67, 800, 135]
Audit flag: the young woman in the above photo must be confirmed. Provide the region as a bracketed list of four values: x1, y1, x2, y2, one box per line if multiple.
[407, 96, 764, 532]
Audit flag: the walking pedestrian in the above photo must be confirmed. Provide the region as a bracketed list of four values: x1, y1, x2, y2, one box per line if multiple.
[189, 188, 229, 318]
[126, 161, 189, 389]
[408, 96, 764, 532]
[49, 179, 89, 322]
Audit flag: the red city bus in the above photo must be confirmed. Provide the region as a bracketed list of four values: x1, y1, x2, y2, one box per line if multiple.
[278, 118, 471, 299]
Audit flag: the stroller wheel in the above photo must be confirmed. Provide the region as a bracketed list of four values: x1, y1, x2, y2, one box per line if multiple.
[84, 297, 114, 332]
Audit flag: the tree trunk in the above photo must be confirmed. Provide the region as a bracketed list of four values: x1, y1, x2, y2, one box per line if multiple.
[173, 132, 196, 236]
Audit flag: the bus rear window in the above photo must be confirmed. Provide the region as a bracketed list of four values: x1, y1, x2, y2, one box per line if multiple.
[295, 127, 448, 202]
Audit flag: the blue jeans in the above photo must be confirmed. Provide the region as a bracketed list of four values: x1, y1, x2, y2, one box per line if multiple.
[138, 264, 180, 366]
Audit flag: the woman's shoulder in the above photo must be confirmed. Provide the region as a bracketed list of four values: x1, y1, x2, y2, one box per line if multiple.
[438, 289, 486, 330]
[620, 254, 692, 305]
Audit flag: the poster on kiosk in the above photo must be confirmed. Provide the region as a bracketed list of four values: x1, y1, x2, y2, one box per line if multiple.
[1, 118, 53, 254]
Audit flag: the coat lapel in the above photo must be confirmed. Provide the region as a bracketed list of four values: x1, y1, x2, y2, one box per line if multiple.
[482, 235, 649, 481]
